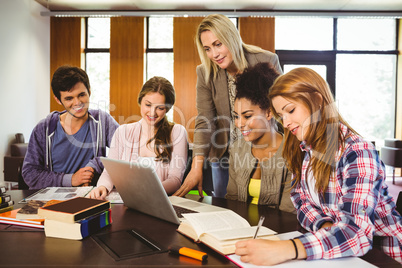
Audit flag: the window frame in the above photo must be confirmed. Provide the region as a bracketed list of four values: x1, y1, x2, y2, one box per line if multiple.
[276, 50, 336, 95]
[84, 17, 110, 70]
[275, 18, 399, 136]
[145, 17, 174, 81]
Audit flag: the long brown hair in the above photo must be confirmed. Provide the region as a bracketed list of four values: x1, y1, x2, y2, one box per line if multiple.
[268, 68, 357, 193]
[138, 76, 175, 163]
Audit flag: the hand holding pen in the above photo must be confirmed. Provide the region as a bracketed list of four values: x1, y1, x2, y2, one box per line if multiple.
[253, 216, 265, 239]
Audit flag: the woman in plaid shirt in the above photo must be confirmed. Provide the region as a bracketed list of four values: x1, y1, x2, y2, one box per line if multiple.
[234, 67, 402, 265]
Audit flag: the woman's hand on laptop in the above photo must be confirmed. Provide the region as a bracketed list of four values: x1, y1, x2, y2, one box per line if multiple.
[173, 156, 205, 197]
[173, 169, 203, 197]
[87, 186, 108, 200]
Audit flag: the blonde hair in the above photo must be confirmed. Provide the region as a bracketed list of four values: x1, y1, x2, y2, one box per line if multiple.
[268, 67, 357, 193]
[195, 14, 265, 83]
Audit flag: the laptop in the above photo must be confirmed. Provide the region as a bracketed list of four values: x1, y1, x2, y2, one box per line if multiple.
[100, 157, 227, 224]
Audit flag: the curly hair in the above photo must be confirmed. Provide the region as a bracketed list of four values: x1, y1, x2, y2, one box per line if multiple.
[235, 62, 280, 110]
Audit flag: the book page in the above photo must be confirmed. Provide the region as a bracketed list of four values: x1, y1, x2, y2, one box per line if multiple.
[182, 210, 250, 239]
[20, 187, 94, 203]
[226, 231, 376, 268]
[206, 226, 277, 241]
[227, 253, 377, 268]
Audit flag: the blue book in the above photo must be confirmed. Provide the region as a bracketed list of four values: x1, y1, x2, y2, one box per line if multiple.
[44, 209, 112, 240]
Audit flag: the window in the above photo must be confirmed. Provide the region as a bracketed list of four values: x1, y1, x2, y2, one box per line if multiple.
[85, 18, 111, 112]
[276, 17, 333, 50]
[336, 18, 397, 146]
[336, 54, 396, 143]
[84, 16, 398, 147]
[275, 17, 397, 147]
[146, 17, 174, 121]
[337, 19, 396, 51]
[85, 16, 238, 123]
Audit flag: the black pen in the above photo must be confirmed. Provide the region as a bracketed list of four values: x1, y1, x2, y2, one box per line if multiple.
[253, 216, 265, 239]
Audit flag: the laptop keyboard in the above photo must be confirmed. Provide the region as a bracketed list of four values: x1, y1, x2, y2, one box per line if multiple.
[172, 205, 199, 218]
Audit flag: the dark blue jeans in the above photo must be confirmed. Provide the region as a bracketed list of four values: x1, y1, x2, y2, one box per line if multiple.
[210, 160, 229, 198]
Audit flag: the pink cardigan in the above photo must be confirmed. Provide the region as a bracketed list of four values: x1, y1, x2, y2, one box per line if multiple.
[97, 121, 188, 195]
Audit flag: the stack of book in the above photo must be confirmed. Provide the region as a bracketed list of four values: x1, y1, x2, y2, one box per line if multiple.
[0, 200, 64, 229]
[0, 208, 45, 228]
[0, 193, 47, 229]
[0, 185, 14, 213]
[38, 197, 112, 240]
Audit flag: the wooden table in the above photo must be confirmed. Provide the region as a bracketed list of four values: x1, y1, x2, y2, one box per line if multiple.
[0, 190, 399, 267]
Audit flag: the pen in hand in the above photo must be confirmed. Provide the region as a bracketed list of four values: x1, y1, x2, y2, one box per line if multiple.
[253, 216, 265, 239]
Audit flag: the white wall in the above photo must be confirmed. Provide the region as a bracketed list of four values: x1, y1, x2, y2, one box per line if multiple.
[0, 0, 50, 183]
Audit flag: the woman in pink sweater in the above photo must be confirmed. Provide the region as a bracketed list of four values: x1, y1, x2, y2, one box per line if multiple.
[88, 76, 188, 199]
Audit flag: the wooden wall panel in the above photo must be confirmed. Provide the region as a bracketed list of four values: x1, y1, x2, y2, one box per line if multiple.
[239, 17, 276, 53]
[110, 17, 144, 124]
[173, 17, 203, 142]
[50, 17, 81, 112]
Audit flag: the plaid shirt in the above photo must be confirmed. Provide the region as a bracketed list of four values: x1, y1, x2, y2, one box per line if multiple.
[291, 124, 402, 263]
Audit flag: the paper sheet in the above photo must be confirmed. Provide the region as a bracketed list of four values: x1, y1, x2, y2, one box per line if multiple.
[226, 231, 377, 268]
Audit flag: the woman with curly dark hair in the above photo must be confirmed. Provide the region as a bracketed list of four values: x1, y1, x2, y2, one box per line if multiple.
[225, 62, 294, 213]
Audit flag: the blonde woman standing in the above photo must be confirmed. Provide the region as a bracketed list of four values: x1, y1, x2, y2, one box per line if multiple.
[174, 14, 282, 198]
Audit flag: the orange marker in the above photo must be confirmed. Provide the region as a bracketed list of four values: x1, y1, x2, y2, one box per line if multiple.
[169, 245, 208, 262]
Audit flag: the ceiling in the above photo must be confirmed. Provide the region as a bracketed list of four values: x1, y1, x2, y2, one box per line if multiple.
[35, 0, 402, 17]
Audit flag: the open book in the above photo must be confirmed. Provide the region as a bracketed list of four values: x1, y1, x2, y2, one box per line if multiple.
[20, 187, 123, 204]
[21, 187, 94, 202]
[177, 210, 278, 255]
